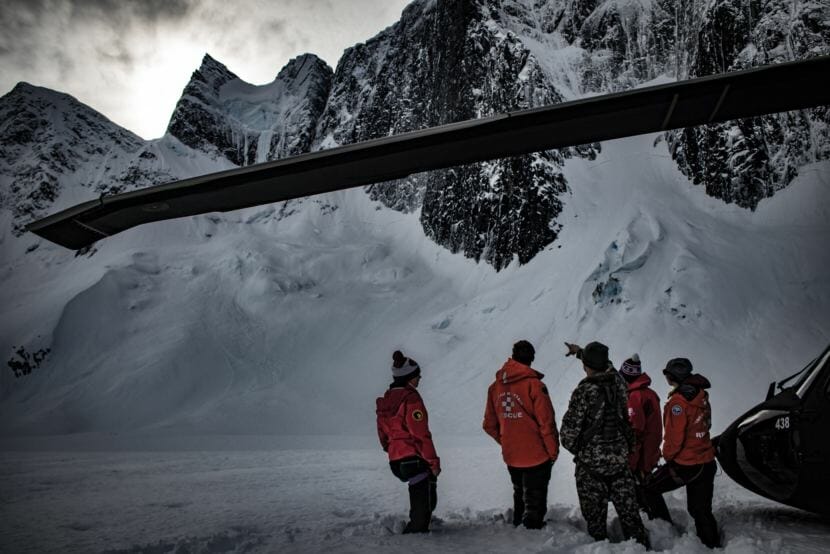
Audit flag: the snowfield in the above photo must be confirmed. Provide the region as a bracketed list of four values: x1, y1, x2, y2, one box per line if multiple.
[1, 131, 829, 552]
[2, 436, 829, 553]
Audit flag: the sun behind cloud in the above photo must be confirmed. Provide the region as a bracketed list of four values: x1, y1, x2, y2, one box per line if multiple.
[0, 0, 411, 140]
[127, 37, 205, 139]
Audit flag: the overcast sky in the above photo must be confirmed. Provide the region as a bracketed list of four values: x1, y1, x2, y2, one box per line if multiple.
[0, 0, 412, 139]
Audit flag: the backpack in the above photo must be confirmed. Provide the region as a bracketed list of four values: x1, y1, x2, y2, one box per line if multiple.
[578, 379, 633, 451]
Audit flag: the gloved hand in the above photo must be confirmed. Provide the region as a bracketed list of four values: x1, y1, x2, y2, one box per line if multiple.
[564, 342, 582, 357]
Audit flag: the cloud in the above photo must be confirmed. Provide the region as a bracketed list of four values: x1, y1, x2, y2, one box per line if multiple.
[0, 0, 412, 138]
[0, 0, 193, 77]
[0, 0, 196, 25]
[98, 0, 195, 22]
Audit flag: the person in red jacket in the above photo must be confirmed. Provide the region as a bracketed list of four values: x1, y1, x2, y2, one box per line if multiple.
[483, 340, 559, 529]
[376, 350, 440, 534]
[643, 358, 721, 548]
[618, 354, 662, 514]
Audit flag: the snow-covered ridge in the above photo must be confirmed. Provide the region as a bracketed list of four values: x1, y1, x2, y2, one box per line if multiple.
[0, 83, 145, 233]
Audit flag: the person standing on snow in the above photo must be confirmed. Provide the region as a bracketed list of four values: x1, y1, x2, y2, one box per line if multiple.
[642, 358, 721, 549]
[376, 350, 440, 534]
[560, 341, 650, 548]
[483, 340, 559, 529]
[618, 354, 662, 515]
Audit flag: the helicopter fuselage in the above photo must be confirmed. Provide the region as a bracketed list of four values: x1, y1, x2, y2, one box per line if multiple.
[716, 345, 830, 516]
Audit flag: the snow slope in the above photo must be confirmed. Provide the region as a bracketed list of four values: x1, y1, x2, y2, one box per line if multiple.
[2, 131, 828, 438]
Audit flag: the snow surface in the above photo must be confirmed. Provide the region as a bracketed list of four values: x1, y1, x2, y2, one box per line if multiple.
[3, 436, 830, 553]
[2, 131, 829, 552]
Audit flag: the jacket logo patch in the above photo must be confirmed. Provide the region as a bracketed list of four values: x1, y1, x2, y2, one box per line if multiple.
[671, 405, 683, 416]
[412, 410, 424, 421]
[500, 393, 523, 419]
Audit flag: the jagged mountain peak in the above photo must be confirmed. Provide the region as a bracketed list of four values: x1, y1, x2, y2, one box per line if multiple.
[0, 80, 144, 158]
[1, 80, 143, 154]
[5, 81, 72, 100]
[200, 52, 224, 67]
[3, 82, 124, 126]
[276, 53, 332, 81]
[191, 53, 240, 93]
[8, 81, 39, 96]
[0, 80, 148, 235]
[166, 51, 332, 166]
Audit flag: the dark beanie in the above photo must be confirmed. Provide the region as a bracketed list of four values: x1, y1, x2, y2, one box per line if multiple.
[512, 340, 535, 366]
[582, 341, 610, 371]
[663, 358, 693, 383]
[391, 350, 421, 381]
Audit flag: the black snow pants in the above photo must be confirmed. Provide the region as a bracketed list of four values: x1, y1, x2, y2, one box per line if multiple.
[390, 457, 437, 533]
[507, 460, 553, 529]
[642, 460, 721, 548]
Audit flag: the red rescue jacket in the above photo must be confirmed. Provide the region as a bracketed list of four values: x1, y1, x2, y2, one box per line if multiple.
[376, 384, 440, 475]
[661, 374, 716, 466]
[483, 359, 560, 468]
[626, 373, 662, 474]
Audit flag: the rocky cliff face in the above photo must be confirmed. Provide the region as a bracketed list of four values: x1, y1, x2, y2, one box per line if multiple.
[418, 0, 597, 268]
[0, 83, 147, 235]
[317, 0, 598, 269]
[551, 0, 679, 90]
[528, 0, 829, 210]
[167, 53, 333, 166]
[2, 0, 827, 262]
[314, 0, 826, 265]
[667, 0, 830, 208]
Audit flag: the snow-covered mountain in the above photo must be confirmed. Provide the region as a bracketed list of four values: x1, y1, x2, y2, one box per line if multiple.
[0, 82, 236, 240]
[168, 53, 332, 166]
[0, 83, 145, 235]
[316, 0, 600, 269]
[2, 0, 828, 262]
[669, 0, 830, 208]
[0, 0, 829, 440]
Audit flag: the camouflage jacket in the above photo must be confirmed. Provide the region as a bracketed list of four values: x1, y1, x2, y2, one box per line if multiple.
[560, 370, 634, 475]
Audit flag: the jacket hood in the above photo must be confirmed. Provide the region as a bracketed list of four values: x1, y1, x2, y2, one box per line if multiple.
[583, 369, 619, 385]
[376, 386, 416, 417]
[674, 374, 711, 402]
[626, 372, 653, 390]
[496, 358, 544, 384]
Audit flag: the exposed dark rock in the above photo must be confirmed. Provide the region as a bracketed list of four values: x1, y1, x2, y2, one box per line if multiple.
[167, 53, 333, 165]
[0, 83, 145, 234]
[318, 0, 598, 269]
[666, 0, 830, 208]
[7, 345, 51, 378]
[1, 0, 827, 264]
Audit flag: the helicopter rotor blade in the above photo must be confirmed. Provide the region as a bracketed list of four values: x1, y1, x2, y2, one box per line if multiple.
[26, 55, 830, 250]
